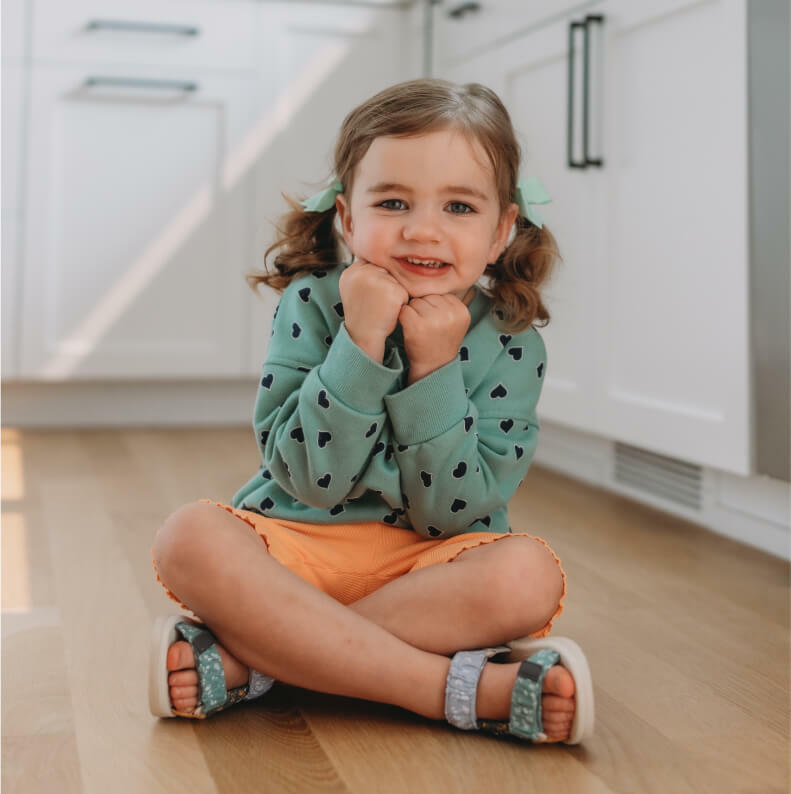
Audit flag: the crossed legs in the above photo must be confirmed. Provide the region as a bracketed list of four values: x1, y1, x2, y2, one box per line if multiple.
[153, 501, 565, 721]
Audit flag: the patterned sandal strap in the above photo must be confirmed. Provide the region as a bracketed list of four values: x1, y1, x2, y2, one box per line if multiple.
[444, 645, 511, 730]
[175, 621, 232, 716]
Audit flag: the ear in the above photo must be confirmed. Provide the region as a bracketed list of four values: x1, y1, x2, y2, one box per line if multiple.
[335, 193, 354, 251]
[488, 202, 520, 262]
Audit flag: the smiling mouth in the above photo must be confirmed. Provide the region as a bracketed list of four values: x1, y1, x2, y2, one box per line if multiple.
[397, 257, 451, 272]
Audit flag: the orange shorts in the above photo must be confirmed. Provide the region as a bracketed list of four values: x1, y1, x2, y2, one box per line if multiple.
[153, 499, 567, 638]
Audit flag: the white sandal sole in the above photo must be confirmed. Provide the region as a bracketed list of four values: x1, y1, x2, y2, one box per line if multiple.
[148, 614, 199, 718]
[504, 635, 595, 745]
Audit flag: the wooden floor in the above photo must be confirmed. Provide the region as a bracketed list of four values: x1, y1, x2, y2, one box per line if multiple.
[2, 426, 788, 794]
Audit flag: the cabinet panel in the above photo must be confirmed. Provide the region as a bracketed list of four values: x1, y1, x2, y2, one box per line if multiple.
[599, 0, 751, 473]
[20, 65, 260, 379]
[31, 0, 261, 72]
[442, 0, 752, 474]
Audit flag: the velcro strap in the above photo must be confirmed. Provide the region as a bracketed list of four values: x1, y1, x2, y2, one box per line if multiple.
[175, 621, 228, 714]
[507, 648, 560, 741]
[444, 645, 510, 730]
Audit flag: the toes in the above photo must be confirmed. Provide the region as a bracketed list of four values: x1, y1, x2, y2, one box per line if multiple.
[170, 684, 199, 700]
[166, 641, 195, 672]
[543, 665, 576, 699]
[542, 693, 575, 713]
[168, 669, 198, 687]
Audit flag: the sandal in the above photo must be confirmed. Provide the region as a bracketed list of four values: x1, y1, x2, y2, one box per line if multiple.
[444, 636, 594, 745]
[148, 615, 275, 719]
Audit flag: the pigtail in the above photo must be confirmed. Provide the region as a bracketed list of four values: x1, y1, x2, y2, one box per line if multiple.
[483, 217, 562, 334]
[245, 192, 343, 296]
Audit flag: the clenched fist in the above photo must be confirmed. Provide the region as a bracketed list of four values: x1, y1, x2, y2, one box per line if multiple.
[339, 259, 409, 362]
[399, 293, 471, 384]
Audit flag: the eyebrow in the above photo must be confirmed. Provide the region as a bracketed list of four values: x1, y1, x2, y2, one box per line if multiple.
[366, 182, 490, 202]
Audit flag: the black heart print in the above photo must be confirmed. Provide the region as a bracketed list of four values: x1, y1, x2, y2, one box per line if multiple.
[261, 373, 273, 389]
[298, 287, 311, 302]
[333, 302, 345, 318]
[324, 336, 332, 346]
[290, 427, 304, 443]
[317, 431, 332, 448]
[427, 526, 442, 537]
[515, 445, 524, 460]
[459, 346, 469, 361]
[537, 362, 544, 378]
[450, 499, 467, 513]
[318, 390, 330, 408]
[397, 444, 408, 452]
[373, 441, 385, 456]
[259, 497, 274, 511]
[317, 473, 332, 488]
[385, 444, 394, 462]
[507, 347, 522, 361]
[420, 471, 432, 487]
[499, 334, 512, 347]
[260, 429, 269, 445]
[329, 504, 345, 516]
[313, 270, 327, 278]
[383, 512, 399, 524]
[365, 422, 378, 438]
[452, 462, 467, 478]
[490, 383, 508, 399]
[262, 469, 272, 480]
[499, 419, 514, 433]
[464, 416, 474, 432]
[291, 323, 302, 338]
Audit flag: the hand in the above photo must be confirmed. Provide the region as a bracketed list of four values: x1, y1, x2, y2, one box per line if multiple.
[339, 258, 410, 361]
[399, 293, 471, 382]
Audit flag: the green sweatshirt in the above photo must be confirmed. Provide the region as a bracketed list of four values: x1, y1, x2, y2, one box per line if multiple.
[232, 264, 547, 538]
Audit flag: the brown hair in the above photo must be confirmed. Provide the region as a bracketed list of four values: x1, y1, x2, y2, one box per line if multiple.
[245, 78, 561, 333]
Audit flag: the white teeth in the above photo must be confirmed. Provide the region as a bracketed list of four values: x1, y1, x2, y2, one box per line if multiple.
[405, 257, 446, 268]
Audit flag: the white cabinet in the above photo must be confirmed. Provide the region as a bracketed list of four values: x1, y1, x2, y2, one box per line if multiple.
[19, 65, 260, 378]
[8, 1, 410, 381]
[438, 0, 752, 475]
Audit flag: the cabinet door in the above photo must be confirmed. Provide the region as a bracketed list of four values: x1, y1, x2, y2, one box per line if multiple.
[441, 7, 606, 432]
[19, 65, 260, 379]
[441, 0, 752, 475]
[247, 2, 411, 372]
[598, 0, 751, 474]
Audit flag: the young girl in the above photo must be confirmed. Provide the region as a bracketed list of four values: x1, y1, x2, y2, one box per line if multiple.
[149, 78, 594, 745]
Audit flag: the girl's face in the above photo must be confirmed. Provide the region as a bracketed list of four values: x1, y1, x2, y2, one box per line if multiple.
[335, 128, 519, 302]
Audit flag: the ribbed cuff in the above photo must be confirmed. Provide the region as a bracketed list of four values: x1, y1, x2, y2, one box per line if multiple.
[319, 323, 404, 413]
[385, 359, 467, 445]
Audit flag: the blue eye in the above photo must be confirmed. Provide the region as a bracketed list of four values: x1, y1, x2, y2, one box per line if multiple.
[379, 199, 406, 210]
[448, 202, 474, 214]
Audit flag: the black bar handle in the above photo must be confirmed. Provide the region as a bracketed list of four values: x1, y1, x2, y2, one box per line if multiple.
[567, 20, 587, 169]
[85, 20, 200, 37]
[584, 14, 604, 167]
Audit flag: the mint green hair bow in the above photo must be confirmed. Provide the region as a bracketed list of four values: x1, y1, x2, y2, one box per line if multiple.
[514, 177, 552, 228]
[300, 179, 344, 212]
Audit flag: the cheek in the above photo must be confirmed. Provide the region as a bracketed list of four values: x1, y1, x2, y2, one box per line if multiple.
[350, 219, 392, 256]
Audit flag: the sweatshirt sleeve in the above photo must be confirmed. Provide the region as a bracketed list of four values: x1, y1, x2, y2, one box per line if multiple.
[383, 328, 547, 538]
[253, 277, 404, 509]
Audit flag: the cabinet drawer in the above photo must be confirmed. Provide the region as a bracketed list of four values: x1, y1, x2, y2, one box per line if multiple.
[32, 0, 261, 72]
[437, 0, 593, 65]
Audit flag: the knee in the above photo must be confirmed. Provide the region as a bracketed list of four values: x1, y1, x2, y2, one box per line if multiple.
[152, 501, 219, 584]
[490, 539, 564, 634]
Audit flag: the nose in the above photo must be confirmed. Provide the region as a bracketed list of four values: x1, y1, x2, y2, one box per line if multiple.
[402, 207, 442, 243]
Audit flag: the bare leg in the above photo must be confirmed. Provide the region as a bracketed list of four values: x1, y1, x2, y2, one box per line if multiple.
[155, 503, 572, 730]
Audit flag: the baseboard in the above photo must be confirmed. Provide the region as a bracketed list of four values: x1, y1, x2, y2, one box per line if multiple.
[2, 380, 789, 560]
[535, 420, 791, 561]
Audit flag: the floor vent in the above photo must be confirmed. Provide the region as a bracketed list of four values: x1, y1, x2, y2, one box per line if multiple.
[613, 442, 703, 510]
